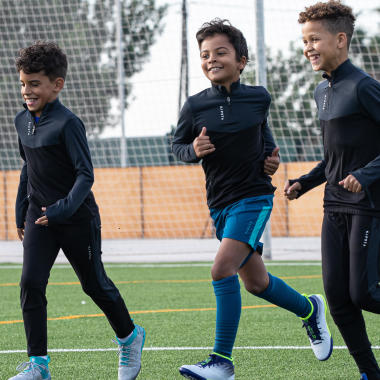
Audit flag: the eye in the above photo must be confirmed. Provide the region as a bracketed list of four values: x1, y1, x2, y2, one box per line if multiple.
[201, 54, 209, 60]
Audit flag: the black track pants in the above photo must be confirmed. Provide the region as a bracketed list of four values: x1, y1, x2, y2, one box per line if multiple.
[322, 212, 380, 378]
[20, 215, 134, 356]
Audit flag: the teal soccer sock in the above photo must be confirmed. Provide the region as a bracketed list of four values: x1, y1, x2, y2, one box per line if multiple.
[212, 274, 241, 357]
[256, 273, 311, 318]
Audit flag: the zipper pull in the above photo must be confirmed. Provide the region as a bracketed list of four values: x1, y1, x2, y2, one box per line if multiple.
[226, 96, 231, 105]
[328, 81, 332, 88]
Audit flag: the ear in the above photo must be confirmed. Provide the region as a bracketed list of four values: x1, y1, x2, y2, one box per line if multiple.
[337, 32, 348, 49]
[239, 55, 248, 71]
[54, 77, 65, 93]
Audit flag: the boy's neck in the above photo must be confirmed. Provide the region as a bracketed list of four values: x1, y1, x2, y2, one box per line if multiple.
[324, 53, 349, 77]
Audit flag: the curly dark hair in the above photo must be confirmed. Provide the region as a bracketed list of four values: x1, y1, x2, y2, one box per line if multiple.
[298, 1, 356, 48]
[15, 41, 68, 80]
[196, 18, 248, 72]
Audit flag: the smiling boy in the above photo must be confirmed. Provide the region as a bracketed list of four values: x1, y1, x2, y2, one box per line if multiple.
[172, 19, 332, 380]
[285, 2, 380, 379]
[9, 41, 145, 380]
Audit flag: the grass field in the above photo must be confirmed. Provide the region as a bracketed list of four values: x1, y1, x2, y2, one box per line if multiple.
[1, 261, 379, 380]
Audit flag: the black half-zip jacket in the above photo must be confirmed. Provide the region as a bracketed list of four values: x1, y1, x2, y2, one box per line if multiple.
[172, 80, 276, 209]
[290, 59, 380, 216]
[15, 98, 99, 227]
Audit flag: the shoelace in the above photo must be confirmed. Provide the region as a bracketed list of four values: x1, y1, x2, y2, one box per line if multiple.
[303, 319, 322, 342]
[198, 356, 215, 368]
[113, 339, 132, 366]
[16, 361, 47, 374]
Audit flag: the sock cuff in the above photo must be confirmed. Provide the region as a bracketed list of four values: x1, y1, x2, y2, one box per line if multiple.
[212, 274, 240, 296]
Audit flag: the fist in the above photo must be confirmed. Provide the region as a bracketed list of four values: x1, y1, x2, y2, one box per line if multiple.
[193, 127, 215, 158]
[284, 180, 302, 200]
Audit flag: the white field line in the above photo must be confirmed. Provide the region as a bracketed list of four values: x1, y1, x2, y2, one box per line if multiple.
[1, 346, 380, 354]
[0, 262, 321, 269]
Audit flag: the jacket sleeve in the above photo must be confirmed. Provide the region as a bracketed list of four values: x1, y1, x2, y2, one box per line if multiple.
[262, 119, 277, 156]
[351, 77, 380, 188]
[289, 160, 327, 198]
[45, 118, 94, 224]
[171, 100, 201, 163]
[15, 139, 29, 228]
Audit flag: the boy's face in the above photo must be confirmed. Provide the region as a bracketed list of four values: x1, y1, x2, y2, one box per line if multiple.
[302, 20, 347, 75]
[19, 70, 64, 117]
[200, 33, 246, 90]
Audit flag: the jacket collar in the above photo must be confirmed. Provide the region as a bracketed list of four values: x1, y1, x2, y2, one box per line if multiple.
[211, 79, 241, 95]
[322, 59, 354, 84]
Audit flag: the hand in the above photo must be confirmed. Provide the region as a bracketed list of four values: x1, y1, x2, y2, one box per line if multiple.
[17, 227, 24, 241]
[264, 147, 280, 175]
[284, 180, 302, 200]
[339, 174, 362, 193]
[35, 207, 49, 226]
[193, 127, 215, 158]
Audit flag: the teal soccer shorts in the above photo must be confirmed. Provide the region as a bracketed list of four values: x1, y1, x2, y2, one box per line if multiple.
[210, 194, 273, 255]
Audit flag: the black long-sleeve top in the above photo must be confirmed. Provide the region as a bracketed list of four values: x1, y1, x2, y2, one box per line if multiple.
[15, 98, 99, 227]
[290, 59, 380, 216]
[172, 80, 276, 209]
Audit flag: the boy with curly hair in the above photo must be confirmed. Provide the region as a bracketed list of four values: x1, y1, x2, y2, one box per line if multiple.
[285, 2, 380, 379]
[9, 41, 145, 380]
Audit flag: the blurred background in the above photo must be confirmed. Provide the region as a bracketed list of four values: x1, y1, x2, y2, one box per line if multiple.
[0, 0, 379, 245]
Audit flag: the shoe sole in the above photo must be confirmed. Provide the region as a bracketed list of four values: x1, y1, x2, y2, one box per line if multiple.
[179, 367, 207, 380]
[313, 294, 333, 361]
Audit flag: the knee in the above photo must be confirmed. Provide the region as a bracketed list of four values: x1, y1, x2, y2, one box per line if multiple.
[350, 288, 373, 311]
[211, 264, 235, 282]
[20, 274, 46, 291]
[243, 274, 269, 295]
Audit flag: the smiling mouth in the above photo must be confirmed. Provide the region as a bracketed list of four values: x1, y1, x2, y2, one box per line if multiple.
[209, 67, 223, 72]
[308, 54, 320, 63]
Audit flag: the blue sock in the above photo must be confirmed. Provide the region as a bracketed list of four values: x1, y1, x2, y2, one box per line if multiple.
[212, 274, 241, 358]
[256, 273, 311, 318]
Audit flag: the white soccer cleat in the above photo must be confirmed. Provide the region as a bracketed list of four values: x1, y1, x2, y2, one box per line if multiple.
[302, 294, 333, 361]
[114, 324, 146, 380]
[8, 357, 51, 380]
[179, 353, 235, 380]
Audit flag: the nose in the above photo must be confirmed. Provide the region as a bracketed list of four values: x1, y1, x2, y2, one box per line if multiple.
[22, 84, 31, 95]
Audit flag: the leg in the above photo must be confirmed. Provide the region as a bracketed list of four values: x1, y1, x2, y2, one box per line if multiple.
[211, 237, 250, 357]
[21, 221, 60, 357]
[59, 216, 134, 338]
[349, 215, 380, 313]
[347, 215, 380, 379]
[239, 251, 312, 317]
[60, 216, 145, 380]
[322, 213, 379, 379]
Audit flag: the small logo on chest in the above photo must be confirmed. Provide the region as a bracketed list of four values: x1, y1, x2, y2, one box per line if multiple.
[362, 230, 369, 247]
[27, 121, 35, 135]
[322, 93, 328, 110]
[219, 106, 224, 120]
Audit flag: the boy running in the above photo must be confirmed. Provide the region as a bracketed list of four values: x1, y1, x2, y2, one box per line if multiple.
[285, 2, 380, 379]
[9, 41, 145, 380]
[172, 19, 332, 380]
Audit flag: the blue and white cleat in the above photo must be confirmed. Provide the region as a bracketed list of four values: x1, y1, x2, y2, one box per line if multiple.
[301, 294, 333, 361]
[179, 353, 234, 380]
[360, 374, 368, 380]
[114, 324, 146, 380]
[8, 356, 51, 380]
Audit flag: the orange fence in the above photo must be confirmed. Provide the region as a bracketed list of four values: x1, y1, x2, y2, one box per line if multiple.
[0, 163, 324, 240]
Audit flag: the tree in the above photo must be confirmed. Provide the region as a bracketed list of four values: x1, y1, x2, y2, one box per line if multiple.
[0, 0, 167, 169]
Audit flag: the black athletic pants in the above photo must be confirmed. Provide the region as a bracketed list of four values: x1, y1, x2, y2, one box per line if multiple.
[20, 213, 134, 356]
[322, 212, 380, 379]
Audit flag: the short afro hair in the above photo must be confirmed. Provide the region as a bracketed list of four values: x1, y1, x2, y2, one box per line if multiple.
[298, 1, 356, 48]
[15, 41, 67, 80]
[196, 18, 248, 72]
